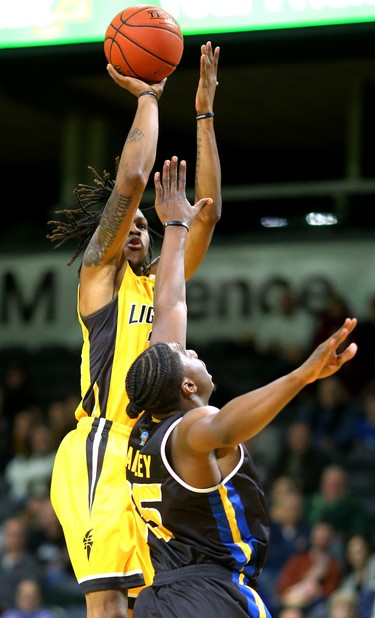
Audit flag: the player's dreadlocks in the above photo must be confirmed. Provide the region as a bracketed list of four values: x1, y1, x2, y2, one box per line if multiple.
[126, 343, 184, 419]
[47, 158, 155, 273]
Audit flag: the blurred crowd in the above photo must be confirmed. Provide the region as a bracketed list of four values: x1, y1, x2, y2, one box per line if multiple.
[1, 290, 375, 617]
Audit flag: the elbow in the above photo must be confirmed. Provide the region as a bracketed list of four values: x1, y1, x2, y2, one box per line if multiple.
[207, 200, 222, 225]
[116, 167, 148, 194]
[199, 197, 222, 226]
[209, 192, 222, 223]
[212, 205, 222, 225]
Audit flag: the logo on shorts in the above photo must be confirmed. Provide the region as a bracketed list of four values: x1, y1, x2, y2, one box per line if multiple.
[83, 529, 94, 560]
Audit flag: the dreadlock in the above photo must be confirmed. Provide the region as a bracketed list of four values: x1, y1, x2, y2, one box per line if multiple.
[126, 343, 185, 419]
[47, 158, 155, 272]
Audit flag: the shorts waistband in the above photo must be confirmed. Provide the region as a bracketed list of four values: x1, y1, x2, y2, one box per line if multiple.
[78, 416, 132, 438]
[152, 564, 236, 586]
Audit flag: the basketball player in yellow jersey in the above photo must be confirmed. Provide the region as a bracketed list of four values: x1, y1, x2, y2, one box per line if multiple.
[48, 41, 221, 618]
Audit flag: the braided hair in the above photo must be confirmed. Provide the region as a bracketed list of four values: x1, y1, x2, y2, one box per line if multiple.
[47, 158, 155, 273]
[126, 343, 185, 419]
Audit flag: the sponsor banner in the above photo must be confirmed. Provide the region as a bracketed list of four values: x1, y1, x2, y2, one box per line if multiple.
[0, 253, 81, 348]
[0, 239, 372, 349]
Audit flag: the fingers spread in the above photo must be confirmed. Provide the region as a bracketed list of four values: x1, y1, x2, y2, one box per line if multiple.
[154, 171, 162, 200]
[161, 159, 171, 193]
[177, 160, 186, 192]
[170, 156, 178, 190]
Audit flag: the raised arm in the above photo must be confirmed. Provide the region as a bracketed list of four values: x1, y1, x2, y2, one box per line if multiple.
[150, 157, 213, 346]
[180, 318, 358, 452]
[79, 65, 166, 314]
[184, 41, 222, 280]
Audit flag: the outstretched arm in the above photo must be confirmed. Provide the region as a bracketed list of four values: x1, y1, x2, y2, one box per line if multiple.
[150, 157, 213, 346]
[181, 318, 358, 451]
[184, 42, 222, 280]
[79, 65, 166, 314]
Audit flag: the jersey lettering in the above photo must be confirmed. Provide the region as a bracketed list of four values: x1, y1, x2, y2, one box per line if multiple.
[126, 446, 151, 478]
[128, 303, 154, 325]
[129, 481, 173, 542]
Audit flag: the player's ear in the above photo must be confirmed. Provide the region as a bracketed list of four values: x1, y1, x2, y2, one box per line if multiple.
[181, 379, 197, 397]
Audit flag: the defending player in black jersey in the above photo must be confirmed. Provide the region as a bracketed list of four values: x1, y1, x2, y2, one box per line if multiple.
[125, 156, 358, 618]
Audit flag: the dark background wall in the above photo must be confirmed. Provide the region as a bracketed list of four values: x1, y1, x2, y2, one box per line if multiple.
[2, 22, 375, 252]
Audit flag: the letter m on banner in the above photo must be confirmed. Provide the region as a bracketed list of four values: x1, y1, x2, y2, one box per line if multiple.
[1, 271, 56, 323]
[0, 270, 57, 348]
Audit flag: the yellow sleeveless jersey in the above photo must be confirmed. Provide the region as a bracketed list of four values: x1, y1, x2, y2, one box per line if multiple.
[51, 265, 155, 597]
[75, 265, 155, 426]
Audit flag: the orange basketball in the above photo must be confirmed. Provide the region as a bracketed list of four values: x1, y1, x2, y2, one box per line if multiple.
[104, 5, 184, 83]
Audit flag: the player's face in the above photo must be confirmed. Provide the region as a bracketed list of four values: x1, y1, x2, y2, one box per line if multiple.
[124, 209, 150, 268]
[187, 350, 215, 400]
[170, 343, 215, 400]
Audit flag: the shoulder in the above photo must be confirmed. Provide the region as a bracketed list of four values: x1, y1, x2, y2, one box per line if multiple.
[176, 405, 219, 436]
[180, 405, 219, 424]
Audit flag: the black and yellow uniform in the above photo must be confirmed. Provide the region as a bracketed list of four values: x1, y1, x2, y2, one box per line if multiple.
[126, 412, 272, 617]
[50, 265, 155, 603]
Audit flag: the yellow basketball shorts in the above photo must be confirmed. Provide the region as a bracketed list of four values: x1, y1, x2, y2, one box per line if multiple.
[50, 417, 154, 599]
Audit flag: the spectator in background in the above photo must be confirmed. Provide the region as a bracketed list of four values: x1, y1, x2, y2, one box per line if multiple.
[339, 533, 375, 618]
[327, 588, 359, 618]
[0, 359, 38, 478]
[350, 382, 375, 453]
[268, 475, 301, 507]
[269, 421, 332, 498]
[298, 376, 356, 457]
[268, 490, 311, 562]
[259, 489, 311, 614]
[343, 385, 375, 530]
[349, 295, 375, 393]
[244, 422, 284, 489]
[276, 521, 342, 616]
[311, 293, 352, 350]
[24, 425, 56, 498]
[278, 608, 305, 618]
[0, 360, 37, 433]
[307, 465, 372, 548]
[1, 409, 40, 517]
[24, 492, 83, 608]
[4, 424, 56, 509]
[0, 516, 40, 612]
[45, 397, 78, 451]
[310, 292, 358, 394]
[2, 578, 56, 618]
[10, 409, 42, 459]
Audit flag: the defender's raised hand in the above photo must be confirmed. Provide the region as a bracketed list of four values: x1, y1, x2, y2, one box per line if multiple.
[154, 156, 213, 229]
[298, 317, 358, 384]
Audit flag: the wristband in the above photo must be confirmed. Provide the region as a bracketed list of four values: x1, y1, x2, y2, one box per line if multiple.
[163, 220, 190, 232]
[196, 112, 214, 120]
[138, 90, 159, 100]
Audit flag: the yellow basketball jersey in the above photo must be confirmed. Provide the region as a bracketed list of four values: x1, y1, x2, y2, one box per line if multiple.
[51, 264, 155, 596]
[75, 265, 155, 426]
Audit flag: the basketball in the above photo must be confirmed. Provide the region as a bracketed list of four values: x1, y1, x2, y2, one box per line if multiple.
[104, 5, 184, 83]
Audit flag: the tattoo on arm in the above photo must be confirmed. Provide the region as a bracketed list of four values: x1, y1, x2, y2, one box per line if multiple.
[83, 127, 144, 266]
[83, 188, 132, 266]
[195, 135, 202, 185]
[127, 127, 144, 143]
